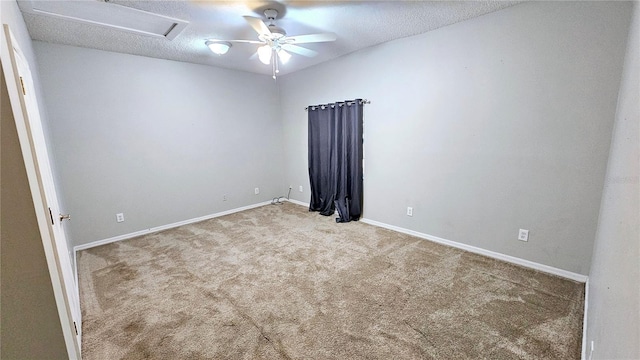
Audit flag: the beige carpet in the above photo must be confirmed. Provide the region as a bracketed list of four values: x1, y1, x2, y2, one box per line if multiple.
[78, 202, 584, 359]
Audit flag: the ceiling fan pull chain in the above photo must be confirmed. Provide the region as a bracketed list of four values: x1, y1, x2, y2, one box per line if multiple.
[272, 51, 276, 79]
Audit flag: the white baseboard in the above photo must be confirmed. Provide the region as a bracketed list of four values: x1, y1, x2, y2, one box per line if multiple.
[359, 218, 588, 283]
[286, 198, 309, 207]
[283, 200, 587, 282]
[73, 201, 273, 252]
[582, 279, 590, 360]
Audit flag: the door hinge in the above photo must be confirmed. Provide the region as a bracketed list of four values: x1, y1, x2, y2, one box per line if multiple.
[73, 321, 78, 335]
[19, 76, 26, 95]
[49, 207, 54, 225]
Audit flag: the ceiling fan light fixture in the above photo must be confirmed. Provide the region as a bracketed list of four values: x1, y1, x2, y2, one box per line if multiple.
[206, 40, 231, 55]
[258, 45, 272, 65]
[278, 49, 291, 64]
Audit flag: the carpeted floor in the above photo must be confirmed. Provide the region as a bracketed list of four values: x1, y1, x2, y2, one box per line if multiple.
[78, 202, 584, 359]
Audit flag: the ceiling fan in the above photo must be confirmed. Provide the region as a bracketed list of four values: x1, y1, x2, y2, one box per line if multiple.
[206, 9, 337, 79]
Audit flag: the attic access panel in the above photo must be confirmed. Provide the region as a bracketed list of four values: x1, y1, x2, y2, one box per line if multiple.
[21, 0, 188, 40]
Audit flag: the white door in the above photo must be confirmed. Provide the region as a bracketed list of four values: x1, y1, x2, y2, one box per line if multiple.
[1, 25, 81, 357]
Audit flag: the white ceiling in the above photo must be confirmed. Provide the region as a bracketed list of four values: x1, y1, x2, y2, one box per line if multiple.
[18, 0, 520, 77]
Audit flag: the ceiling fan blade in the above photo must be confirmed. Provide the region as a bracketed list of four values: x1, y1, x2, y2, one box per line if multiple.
[287, 33, 337, 44]
[225, 39, 264, 44]
[282, 44, 318, 58]
[243, 16, 271, 36]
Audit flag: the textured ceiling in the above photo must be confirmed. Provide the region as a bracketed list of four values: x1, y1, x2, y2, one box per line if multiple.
[18, 0, 520, 77]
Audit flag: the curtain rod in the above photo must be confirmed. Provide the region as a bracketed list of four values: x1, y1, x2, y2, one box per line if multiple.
[305, 99, 371, 111]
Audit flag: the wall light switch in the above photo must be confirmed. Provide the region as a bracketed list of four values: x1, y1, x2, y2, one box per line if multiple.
[518, 229, 529, 241]
[254, 188, 260, 195]
[116, 213, 124, 223]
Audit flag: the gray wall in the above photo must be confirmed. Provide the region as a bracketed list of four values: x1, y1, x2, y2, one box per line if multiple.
[34, 43, 285, 247]
[278, 1, 631, 275]
[1, 1, 68, 358]
[587, 2, 640, 358]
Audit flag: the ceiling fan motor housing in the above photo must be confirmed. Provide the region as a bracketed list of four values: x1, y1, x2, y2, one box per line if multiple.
[264, 9, 278, 20]
[262, 9, 286, 39]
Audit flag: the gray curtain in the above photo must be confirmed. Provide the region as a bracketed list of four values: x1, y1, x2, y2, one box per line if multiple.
[308, 99, 364, 223]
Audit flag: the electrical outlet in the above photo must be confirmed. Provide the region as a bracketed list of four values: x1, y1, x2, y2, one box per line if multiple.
[223, 194, 227, 201]
[518, 229, 529, 241]
[299, 185, 303, 192]
[254, 187, 259, 195]
[116, 213, 124, 223]
[407, 207, 413, 217]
